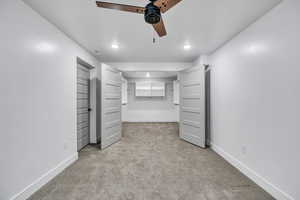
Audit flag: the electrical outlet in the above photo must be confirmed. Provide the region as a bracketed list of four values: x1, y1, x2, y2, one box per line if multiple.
[64, 143, 68, 150]
[242, 146, 247, 155]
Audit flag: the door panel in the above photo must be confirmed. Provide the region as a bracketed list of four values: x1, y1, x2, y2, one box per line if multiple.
[179, 65, 206, 148]
[77, 84, 88, 93]
[101, 64, 122, 149]
[77, 64, 90, 151]
[77, 92, 88, 99]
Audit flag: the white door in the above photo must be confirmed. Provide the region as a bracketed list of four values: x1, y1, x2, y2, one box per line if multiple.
[179, 65, 206, 148]
[77, 63, 90, 151]
[101, 64, 122, 149]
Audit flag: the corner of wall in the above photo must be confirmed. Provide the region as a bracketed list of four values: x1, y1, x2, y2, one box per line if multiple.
[10, 153, 78, 200]
[193, 55, 210, 66]
[210, 143, 294, 200]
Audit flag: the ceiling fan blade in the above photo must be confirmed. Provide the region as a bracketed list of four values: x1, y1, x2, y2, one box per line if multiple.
[96, 1, 145, 14]
[154, 0, 182, 13]
[152, 18, 167, 37]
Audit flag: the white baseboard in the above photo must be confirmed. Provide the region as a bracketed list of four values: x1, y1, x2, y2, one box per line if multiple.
[210, 143, 294, 200]
[10, 153, 78, 200]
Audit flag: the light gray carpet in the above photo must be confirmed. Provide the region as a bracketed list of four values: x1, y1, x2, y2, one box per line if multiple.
[28, 122, 274, 200]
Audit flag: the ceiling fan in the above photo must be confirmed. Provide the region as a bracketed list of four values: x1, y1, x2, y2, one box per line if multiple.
[95, 0, 183, 37]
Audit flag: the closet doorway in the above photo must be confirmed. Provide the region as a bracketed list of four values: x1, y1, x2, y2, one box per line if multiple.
[76, 58, 95, 151]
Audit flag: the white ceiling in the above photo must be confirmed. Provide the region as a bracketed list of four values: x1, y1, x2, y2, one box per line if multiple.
[123, 71, 177, 79]
[23, 0, 281, 62]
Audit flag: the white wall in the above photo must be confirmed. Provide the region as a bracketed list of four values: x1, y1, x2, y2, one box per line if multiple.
[209, 0, 300, 199]
[0, 1, 100, 199]
[114, 62, 192, 123]
[122, 78, 179, 122]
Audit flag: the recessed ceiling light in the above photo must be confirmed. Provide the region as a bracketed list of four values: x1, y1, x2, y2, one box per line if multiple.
[184, 44, 191, 50]
[35, 42, 56, 53]
[111, 43, 119, 49]
[146, 72, 150, 78]
[246, 44, 266, 54]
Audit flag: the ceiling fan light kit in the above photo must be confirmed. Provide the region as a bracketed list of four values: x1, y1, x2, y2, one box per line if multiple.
[95, 0, 183, 37]
[145, 3, 161, 25]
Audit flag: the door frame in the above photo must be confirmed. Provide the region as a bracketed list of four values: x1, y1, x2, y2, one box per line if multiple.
[76, 57, 97, 150]
[204, 65, 211, 147]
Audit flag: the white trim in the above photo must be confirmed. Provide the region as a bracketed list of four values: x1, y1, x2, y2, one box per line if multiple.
[123, 120, 179, 123]
[10, 153, 78, 200]
[210, 143, 294, 200]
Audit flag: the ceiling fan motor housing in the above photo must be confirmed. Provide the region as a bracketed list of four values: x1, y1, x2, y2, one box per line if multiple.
[144, 3, 161, 24]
